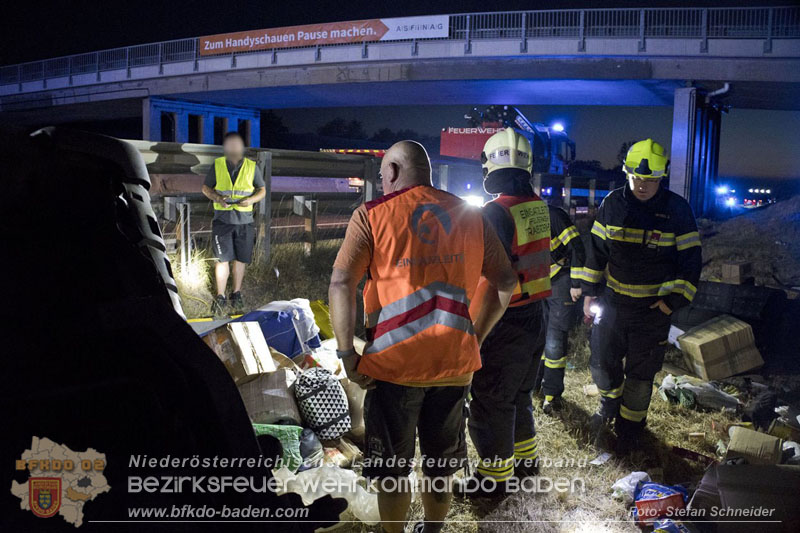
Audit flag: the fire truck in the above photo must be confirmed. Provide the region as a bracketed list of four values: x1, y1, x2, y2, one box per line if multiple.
[439, 105, 575, 182]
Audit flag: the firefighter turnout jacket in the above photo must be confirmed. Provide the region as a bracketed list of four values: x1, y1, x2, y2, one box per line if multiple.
[578, 186, 702, 311]
[549, 205, 586, 285]
[485, 194, 552, 306]
[357, 185, 485, 383]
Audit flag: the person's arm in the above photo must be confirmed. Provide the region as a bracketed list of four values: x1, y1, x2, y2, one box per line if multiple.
[552, 207, 587, 300]
[329, 207, 374, 389]
[237, 187, 265, 207]
[202, 166, 229, 207]
[329, 267, 374, 389]
[658, 201, 702, 314]
[578, 199, 611, 317]
[472, 216, 518, 346]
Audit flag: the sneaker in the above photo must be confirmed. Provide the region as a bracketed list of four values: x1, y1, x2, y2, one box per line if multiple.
[542, 396, 565, 416]
[452, 475, 510, 500]
[229, 291, 244, 313]
[211, 295, 227, 318]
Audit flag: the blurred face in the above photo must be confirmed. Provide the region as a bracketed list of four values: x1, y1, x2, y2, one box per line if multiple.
[223, 136, 245, 162]
[628, 174, 662, 202]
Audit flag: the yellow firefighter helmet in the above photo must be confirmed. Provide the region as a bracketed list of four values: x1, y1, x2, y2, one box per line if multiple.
[481, 129, 533, 176]
[623, 138, 669, 179]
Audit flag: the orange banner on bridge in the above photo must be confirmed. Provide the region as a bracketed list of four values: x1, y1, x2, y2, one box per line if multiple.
[199, 16, 448, 56]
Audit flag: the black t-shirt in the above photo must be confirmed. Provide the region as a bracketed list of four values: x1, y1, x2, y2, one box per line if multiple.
[204, 158, 265, 225]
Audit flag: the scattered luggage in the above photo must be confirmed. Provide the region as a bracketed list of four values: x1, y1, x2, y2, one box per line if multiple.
[295, 367, 352, 441]
[236, 299, 322, 358]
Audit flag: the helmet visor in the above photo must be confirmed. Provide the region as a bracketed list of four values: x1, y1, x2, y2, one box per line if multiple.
[623, 163, 666, 179]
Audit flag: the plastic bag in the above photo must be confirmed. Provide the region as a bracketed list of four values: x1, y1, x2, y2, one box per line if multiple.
[298, 428, 324, 471]
[611, 471, 650, 503]
[272, 465, 380, 524]
[634, 482, 689, 525]
[658, 374, 739, 411]
[252, 424, 304, 472]
[310, 300, 334, 340]
[653, 518, 692, 533]
[238, 299, 322, 357]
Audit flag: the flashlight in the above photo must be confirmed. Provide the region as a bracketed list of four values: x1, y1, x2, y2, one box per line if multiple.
[589, 304, 601, 316]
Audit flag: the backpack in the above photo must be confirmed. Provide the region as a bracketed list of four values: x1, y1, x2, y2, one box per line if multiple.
[295, 368, 351, 440]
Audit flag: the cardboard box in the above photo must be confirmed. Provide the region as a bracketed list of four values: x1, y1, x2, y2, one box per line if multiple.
[203, 321, 277, 384]
[238, 370, 302, 425]
[688, 464, 800, 532]
[678, 314, 763, 380]
[721, 261, 753, 285]
[725, 426, 783, 464]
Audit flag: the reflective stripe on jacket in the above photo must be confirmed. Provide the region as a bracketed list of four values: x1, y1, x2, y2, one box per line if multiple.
[489, 195, 552, 306]
[548, 205, 586, 286]
[581, 186, 702, 311]
[358, 185, 485, 383]
[213, 157, 256, 212]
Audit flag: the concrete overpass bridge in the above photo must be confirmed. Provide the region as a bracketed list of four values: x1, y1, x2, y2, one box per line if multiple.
[2, 6, 799, 214]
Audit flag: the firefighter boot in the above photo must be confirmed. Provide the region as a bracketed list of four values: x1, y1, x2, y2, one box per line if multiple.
[453, 472, 512, 500]
[542, 395, 565, 415]
[614, 416, 646, 456]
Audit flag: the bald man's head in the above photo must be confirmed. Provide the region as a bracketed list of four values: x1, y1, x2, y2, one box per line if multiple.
[380, 140, 432, 193]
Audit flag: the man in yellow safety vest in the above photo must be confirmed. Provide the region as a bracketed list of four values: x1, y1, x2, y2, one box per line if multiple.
[201, 131, 266, 316]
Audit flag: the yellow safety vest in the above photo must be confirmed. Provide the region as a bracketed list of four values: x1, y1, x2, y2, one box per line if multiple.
[213, 157, 256, 212]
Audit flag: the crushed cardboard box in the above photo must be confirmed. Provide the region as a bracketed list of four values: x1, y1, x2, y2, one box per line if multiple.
[726, 426, 783, 465]
[678, 314, 763, 380]
[237, 351, 303, 425]
[721, 261, 753, 285]
[203, 321, 277, 385]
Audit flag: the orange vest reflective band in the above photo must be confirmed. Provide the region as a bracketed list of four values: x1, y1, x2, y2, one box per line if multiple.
[358, 185, 484, 384]
[490, 195, 552, 306]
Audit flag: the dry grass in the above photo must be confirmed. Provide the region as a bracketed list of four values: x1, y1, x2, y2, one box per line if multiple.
[700, 195, 800, 288]
[174, 240, 345, 319]
[337, 327, 738, 533]
[174, 235, 752, 531]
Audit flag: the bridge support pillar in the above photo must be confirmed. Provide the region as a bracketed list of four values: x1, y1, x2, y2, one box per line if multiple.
[142, 97, 261, 146]
[175, 112, 189, 143]
[669, 87, 721, 217]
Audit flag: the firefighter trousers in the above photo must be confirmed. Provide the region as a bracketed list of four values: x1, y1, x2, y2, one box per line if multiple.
[538, 273, 579, 399]
[468, 301, 546, 481]
[589, 292, 672, 429]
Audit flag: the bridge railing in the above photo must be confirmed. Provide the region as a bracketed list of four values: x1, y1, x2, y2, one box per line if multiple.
[2, 6, 799, 86]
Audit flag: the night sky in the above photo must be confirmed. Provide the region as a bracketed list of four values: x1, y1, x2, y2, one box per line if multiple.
[3, 0, 799, 181]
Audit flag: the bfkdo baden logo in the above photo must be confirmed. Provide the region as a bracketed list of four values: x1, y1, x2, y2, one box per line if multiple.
[30, 477, 62, 518]
[11, 437, 110, 527]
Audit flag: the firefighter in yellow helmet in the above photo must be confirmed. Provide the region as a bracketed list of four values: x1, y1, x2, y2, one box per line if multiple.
[579, 139, 702, 455]
[458, 129, 552, 497]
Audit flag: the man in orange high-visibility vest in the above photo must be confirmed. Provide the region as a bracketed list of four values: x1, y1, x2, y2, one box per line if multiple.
[459, 129, 552, 498]
[329, 140, 517, 533]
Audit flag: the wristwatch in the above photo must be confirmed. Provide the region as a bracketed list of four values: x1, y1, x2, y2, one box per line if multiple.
[335, 348, 356, 359]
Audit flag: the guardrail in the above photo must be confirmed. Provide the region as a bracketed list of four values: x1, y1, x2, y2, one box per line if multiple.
[1, 6, 799, 86]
